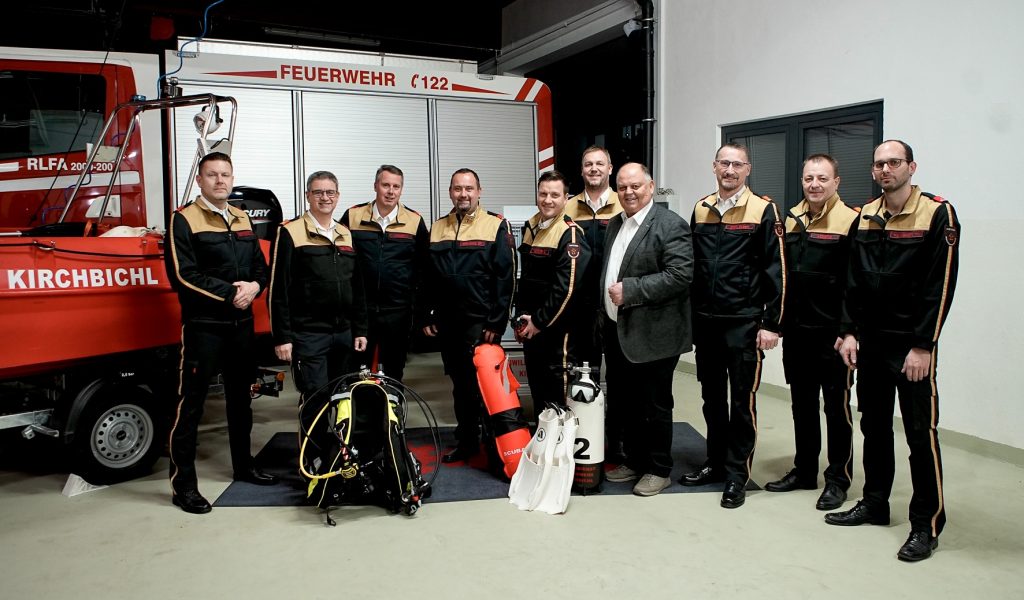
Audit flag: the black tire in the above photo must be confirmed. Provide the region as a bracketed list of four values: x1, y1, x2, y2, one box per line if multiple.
[70, 384, 164, 485]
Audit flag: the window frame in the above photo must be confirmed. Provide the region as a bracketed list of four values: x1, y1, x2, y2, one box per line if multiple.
[722, 102, 883, 211]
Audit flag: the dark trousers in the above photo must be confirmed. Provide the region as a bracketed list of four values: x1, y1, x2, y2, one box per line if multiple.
[782, 330, 855, 488]
[523, 327, 576, 423]
[169, 319, 256, 493]
[293, 329, 357, 401]
[694, 317, 761, 485]
[858, 338, 946, 537]
[603, 317, 677, 478]
[440, 332, 484, 447]
[360, 309, 413, 381]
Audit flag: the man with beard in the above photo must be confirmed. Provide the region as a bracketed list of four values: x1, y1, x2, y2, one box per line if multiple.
[420, 169, 517, 463]
[563, 146, 625, 459]
[682, 143, 785, 509]
[827, 140, 960, 562]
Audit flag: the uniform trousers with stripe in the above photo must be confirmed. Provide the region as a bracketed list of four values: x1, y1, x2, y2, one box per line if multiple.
[523, 327, 576, 424]
[782, 329, 855, 489]
[857, 336, 945, 537]
[694, 317, 761, 485]
[169, 319, 256, 493]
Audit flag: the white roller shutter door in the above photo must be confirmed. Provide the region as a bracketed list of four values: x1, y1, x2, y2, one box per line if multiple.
[173, 85, 297, 217]
[301, 93, 430, 222]
[435, 100, 537, 217]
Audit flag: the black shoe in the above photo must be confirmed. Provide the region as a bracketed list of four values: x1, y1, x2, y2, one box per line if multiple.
[824, 500, 889, 526]
[897, 530, 938, 562]
[233, 466, 279, 486]
[720, 481, 746, 509]
[172, 489, 212, 514]
[679, 463, 726, 487]
[816, 482, 848, 511]
[764, 469, 817, 492]
[442, 444, 479, 464]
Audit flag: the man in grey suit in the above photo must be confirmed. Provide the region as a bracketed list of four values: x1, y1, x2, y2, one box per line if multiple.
[601, 162, 694, 496]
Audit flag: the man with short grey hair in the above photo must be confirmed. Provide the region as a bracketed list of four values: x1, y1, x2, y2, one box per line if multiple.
[601, 162, 693, 497]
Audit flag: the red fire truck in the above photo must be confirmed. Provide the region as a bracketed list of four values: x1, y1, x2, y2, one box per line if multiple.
[0, 41, 552, 483]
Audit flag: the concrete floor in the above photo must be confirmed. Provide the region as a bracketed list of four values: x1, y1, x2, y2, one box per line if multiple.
[1, 352, 1022, 599]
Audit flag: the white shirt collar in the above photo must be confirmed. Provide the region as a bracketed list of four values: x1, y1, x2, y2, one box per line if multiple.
[585, 187, 611, 211]
[622, 198, 655, 227]
[537, 216, 557, 230]
[308, 212, 337, 241]
[716, 186, 746, 212]
[200, 196, 231, 219]
[372, 202, 399, 228]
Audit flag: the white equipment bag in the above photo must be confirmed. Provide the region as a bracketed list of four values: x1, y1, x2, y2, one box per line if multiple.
[508, 406, 578, 514]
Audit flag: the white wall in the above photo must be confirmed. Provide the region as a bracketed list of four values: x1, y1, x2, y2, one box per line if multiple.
[658, 0, 1024, 448]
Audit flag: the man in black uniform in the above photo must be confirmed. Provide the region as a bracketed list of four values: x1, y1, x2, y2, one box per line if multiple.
[682, 143, 786, 509]
[764, 154, 858, 511]
[270, 170, 368, 402]
[165, 151, 276, 514]
[564, 145, 625, 460]
[827, 140, 960, 562]
[420, 169, 517, 463]
[514, 170, 590, 422]
[341, 165, 428, 382]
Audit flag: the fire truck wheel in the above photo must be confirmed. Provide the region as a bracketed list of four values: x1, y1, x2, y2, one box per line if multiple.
[71, 385, 163, 485]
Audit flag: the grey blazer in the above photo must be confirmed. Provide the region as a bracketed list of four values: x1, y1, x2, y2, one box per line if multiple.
[600, 203, 694, 363]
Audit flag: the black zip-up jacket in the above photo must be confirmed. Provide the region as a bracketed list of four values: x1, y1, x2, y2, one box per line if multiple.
[841, 186, 960, 350]
[419, 205, 517, 335]
[268, 213, 368, 344]
[165, 199, 268, 324]
[691, 188, 786, 331]
[783, 194, 859, 335]
[515, 213, 591, 331]
[563, 191, 622, 312]
[340, 201, 429, 315]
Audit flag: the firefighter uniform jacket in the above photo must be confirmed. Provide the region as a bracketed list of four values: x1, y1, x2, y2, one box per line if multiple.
[841, 186, 960, 350]
[165, 198, 268, 324]
[340, 202, 429, 314]
[564, 191, 622, 277]
[691, 188, 786, 331]
[421, 205, 517, 336]
[783, 194, 860, 335]
[268, 213, 368, 345]
[515, 213, 591, 331]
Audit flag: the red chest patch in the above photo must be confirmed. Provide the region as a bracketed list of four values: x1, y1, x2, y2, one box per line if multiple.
[387, 232, 414, 240]
[808, 232, 841, 241]
[235, 230, 255, 239]
[888, 230, 926, 240]
[458, 240, 486, 248]
[529, 247, 553, 257]
[724, 223, 757, 232]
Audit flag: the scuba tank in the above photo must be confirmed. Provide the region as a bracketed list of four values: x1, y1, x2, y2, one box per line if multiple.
[566, 362, 604, 493]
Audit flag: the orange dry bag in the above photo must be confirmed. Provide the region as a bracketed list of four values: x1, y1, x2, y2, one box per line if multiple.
[473, 343, 532, 478]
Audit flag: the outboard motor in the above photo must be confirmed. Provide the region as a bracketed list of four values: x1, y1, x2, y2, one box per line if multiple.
[229, 186, 282, 241]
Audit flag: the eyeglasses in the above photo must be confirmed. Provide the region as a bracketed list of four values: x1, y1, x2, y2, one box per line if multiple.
[309, 189, 339, 199]
[715, 159, 749, 169]
[871, 158, 908, 171]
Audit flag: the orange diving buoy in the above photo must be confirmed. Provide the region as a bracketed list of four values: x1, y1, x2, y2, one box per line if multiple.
[473, 343, 532, 478]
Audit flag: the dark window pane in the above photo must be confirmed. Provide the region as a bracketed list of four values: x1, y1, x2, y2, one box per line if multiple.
[0, 70, 106, 160]
[730, 131, 786, 203]
[804, 120, 876, 206]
